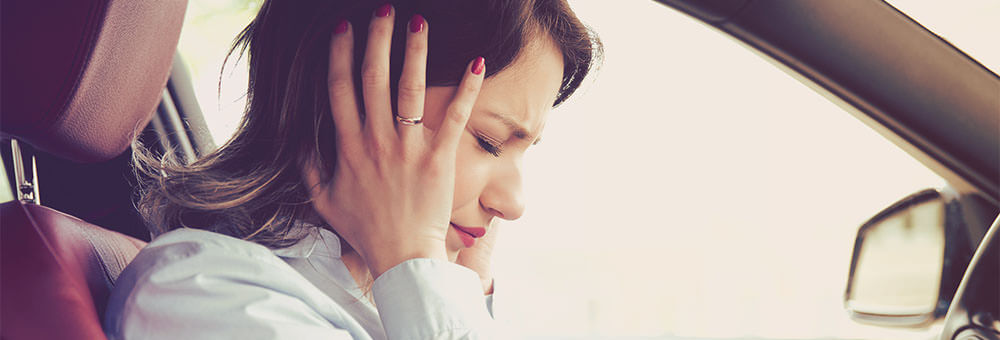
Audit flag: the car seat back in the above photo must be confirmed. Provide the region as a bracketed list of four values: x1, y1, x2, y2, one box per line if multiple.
[1, 203, 146, 339]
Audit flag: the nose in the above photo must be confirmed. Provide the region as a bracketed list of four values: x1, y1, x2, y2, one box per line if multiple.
[479, 160, 525, 221]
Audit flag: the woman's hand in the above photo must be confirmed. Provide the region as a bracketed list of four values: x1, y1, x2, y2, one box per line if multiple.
[302, 6, 485, 279]
[456, 224, 500, 294]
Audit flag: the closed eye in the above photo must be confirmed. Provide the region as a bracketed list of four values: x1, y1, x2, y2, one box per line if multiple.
[474, 134, 502, 157]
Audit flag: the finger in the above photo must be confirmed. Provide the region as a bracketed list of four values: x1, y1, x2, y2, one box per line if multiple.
[483, 222, 500, 242]
[361, 3, 396, 140]
[327, 19, 361, 144]
[434, 57, 485, 152]
[396, 14, 428, 140]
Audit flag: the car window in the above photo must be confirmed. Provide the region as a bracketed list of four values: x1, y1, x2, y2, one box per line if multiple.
[176, 1, 985, 339]
[175, 0, 258, 145]
[499, 2, 947, 339]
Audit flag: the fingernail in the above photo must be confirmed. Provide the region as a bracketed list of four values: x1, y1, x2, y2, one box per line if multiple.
[472, 57, 485, 75]
[409, 14, 424, 33]
[334, 20, 349, 34]
[375, 3, 392, 17]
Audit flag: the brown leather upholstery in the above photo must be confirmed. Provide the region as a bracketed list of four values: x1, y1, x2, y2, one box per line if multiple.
[1, 202, 146, 340]
[0, 0, 187, 163]
[0, 0, 187, 339]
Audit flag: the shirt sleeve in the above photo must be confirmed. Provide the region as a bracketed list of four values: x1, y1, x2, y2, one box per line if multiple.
[372, 258, 498, 339]
[105, 235, 367, 340]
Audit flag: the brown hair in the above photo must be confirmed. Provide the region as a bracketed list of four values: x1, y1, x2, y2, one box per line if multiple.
[134, 0, 603, 248]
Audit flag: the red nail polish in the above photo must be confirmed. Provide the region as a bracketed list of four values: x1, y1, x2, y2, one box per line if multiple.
[334, 20, 348, 34]
[409, 15, 424, 33]
[472, 57, 485, 75]
[375, 3, 392, 17]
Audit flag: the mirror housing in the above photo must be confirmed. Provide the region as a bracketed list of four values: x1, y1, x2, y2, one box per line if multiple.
[845, 188, 971, 327]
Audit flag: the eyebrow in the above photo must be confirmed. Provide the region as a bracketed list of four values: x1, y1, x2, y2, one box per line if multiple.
[484, 110, 541, 144]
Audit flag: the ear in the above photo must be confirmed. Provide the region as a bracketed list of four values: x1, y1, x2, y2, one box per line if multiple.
[299, 151, 326, 197]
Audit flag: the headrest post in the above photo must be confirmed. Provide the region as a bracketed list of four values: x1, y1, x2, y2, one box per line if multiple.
[10, 139, 40, 205]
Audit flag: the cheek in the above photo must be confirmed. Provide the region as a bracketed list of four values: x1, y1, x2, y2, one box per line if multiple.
[451, 134, 489, 210]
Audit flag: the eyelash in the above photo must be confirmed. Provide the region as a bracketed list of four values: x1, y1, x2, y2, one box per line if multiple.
[474, 134, 503, 157]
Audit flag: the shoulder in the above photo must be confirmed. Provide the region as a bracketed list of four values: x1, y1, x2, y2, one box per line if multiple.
[115, 228, 302, 290]
[112, 228, 298, 291]
[104, 228, 360, 339]
[132, 227, 281, 265]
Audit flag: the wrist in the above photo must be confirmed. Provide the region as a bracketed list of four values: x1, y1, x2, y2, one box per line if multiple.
[366, 246, 448, 279]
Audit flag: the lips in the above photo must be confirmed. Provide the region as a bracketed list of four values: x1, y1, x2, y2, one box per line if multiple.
[450, 223, 486, 238]
[451, 223, 486, 248]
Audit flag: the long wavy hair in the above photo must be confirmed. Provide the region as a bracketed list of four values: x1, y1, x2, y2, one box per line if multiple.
[133, 0, 603, 248]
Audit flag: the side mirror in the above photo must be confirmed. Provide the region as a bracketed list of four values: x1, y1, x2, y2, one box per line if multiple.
[844, 188, 968, 327]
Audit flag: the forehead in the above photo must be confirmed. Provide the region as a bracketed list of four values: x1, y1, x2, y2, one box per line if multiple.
[474, 35, 564, 134]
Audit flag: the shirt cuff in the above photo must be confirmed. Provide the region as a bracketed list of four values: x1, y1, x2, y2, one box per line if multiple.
[484, 294, 494, 319]
[484, 279, 494, 319]
[372, 258, 495, 339]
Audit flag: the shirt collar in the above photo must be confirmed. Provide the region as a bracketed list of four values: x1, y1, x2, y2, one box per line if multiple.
[271, 223, 343, 259]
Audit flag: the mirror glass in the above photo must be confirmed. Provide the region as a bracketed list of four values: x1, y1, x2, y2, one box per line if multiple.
[847, 198, 946, 317]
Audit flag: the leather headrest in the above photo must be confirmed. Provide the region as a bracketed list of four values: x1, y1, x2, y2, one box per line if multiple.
[1, 0, 187, 163]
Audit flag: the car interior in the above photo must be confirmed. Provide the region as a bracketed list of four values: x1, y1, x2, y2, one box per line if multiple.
[1, 0, 997, 339]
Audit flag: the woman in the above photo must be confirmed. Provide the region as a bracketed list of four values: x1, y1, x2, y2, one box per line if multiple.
[105, 0, 600, 339]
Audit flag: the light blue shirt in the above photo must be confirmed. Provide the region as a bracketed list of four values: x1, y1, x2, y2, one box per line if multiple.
[104, 227, 496, 339]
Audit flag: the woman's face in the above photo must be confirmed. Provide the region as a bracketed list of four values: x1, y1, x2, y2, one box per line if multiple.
[422, 36, 565, 258]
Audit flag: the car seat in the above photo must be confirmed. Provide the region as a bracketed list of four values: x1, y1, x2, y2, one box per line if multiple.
[0, 0, 187, 339]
